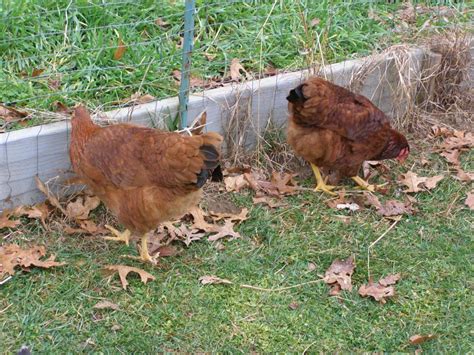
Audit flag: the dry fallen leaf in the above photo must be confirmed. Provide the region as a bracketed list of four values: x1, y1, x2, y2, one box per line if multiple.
[172, 69, 215, 88]
[154, 18, 169, 27]
[465, 191, 474, 210]
[66, 196, 101, 220]
[188, 207, 216, 232]
[0, 104, 28, 122]
[455, 168, 474, 183]
[208, 208, 248, 222]
[208, 219, 241, 242]
[230, 58, 249, 81]
[378, 273, 401, 286]
[364, 194, 414, 217]
[113, 37, 127, 60]
[10, 203, 49, 228]
[409, 334, 436, 345]
[440, 150, 461, 166]
[399, 172, 443, 193]
[0, 244, 66, 278]
[104, 265, 155, 290]
[358, 273, 401, 304]
[323, 255, 355, 296]
[224, 174, 249, 192]
[0, 212, 21, 229]
[187, 111, 207, 135]
[439, 132, 474, 151]
[35, 176, 67, 215]
[93, 300, 120, 311]
[199, 275, 232, 285]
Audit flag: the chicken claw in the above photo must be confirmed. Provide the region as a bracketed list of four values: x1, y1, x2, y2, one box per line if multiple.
[104, 225, 131, 246]
[311, 164, 337, 196]
[351, 176, 388, 192]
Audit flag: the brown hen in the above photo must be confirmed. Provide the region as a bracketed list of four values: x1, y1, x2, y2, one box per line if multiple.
[287, 77, 409, 194]
[70, 106, 222, 263]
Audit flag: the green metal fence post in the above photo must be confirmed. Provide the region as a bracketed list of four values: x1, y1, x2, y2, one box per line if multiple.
[178, 0, 196, 130]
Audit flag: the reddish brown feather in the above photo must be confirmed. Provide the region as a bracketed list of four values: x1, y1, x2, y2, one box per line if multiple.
[70, 105, 223, 234]
[287, 77, 409, 183]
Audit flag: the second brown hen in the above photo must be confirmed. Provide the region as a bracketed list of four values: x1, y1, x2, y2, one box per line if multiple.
[70, 106, 223, 264]
[287, 77, 409, 194]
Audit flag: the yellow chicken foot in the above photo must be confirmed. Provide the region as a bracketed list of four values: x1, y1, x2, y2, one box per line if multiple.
[311, 163, 337, 196]
[122, 233, 158, 265]
[138, 233, 158, 265]
[351, 176, 388, 192]
[103, 225, 131, 246]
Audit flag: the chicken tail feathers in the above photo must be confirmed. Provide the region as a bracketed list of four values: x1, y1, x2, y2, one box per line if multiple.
[195, 133, 223, 188]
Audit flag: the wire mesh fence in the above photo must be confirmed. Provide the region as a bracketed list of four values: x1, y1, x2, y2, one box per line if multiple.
[0, 0, 472, 208]
[1, 1, 470, 127]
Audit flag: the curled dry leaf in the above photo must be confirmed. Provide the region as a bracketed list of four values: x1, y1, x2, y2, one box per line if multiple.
[440, 150, 461, 166]
[465, 191, 474, 210]
[104, 265, 155, 290]
[66, 196, 101, 220]
[0, 244, 66, 278]
[224, 174, 249, 192]
[0, 212, 21, 229]
[439, 132, 474, 151]
[230, 58, 250, 81]
[93, 300, 120, 311]
[10, 203, 49, 228]
[364, 194, 414, 217]
[358, 273, 401, 304]
[399, 171, 444, 193]
[455, 168, 474, 183]
[35, 176, 67, 215]
[199, 275, 232, 285]
[0, 104, 28, 122]
[409, 334, 436, 345]
[323, 255, 355, 296]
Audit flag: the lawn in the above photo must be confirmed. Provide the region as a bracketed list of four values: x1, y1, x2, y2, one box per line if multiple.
[1, 135, 472, 352]
[0, 0, 470, 116]
[0, 0, 473, 353]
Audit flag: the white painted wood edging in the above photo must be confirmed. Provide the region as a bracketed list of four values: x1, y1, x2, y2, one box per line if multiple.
[0, 46, 441, 210]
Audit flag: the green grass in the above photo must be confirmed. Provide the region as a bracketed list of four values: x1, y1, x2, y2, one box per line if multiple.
[0, 0, 470, 120]
[1, 139, 472, 352]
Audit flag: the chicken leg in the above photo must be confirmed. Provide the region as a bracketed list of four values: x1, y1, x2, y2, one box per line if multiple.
[311, 163, 337, 195]
[104, 225, 131, 246]
[138, 233, 158, 265]
[351, 176, 388, 192]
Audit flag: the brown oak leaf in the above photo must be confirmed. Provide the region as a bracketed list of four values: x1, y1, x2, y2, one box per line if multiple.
[323, 255, 355, 296]
[104, 265, 155, 290]
[358, 273, 401, 304]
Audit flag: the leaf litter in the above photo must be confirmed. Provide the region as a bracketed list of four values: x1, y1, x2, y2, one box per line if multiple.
[323, 255, 355, 296]
[358, 273, 401, 304]
[399, 171, 444, 193]
[104, 265, 155, 290]
[0, 244, 66, 280]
